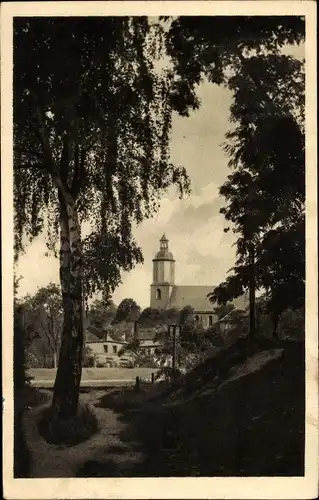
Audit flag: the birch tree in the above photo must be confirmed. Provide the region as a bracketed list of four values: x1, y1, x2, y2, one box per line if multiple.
[14, 17, 190, 419]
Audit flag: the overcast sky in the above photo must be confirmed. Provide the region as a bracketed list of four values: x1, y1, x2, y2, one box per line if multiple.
[15, 43, 304, 310]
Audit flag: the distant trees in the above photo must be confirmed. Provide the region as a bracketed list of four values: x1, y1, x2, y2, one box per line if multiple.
[212, 303, 235, 320]
[113, 298, 141, 324]
[87, 299, 117, 338]
[179, 305, 195, 325]
[17, 283, 63, 368]
[139, 307, 180, 327]
[14, 275, 29, 390]
[163, 308, 180, 325]
[138, 307, 161, 327]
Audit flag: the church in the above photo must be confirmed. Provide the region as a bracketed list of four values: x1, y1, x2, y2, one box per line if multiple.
[150, 234, 247, 328]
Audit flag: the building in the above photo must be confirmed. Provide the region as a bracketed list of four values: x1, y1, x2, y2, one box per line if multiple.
[85, 327, 162, 367]
[85, 331, 133, 367]
[150, 234, 248, 328]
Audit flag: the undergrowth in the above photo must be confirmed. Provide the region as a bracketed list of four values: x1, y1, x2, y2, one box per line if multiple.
[38, 402, 98, 446]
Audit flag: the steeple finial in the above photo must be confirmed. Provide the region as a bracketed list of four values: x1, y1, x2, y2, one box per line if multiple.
[160, 233, 169, 250]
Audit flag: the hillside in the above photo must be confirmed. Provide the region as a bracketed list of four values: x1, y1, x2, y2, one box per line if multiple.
[97, 337, 305, 477]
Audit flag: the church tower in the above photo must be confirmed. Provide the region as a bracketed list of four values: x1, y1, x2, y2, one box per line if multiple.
[150, 234, 175, 310]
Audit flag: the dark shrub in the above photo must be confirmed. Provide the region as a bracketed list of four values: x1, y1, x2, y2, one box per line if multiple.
[38, 402, 98, 446]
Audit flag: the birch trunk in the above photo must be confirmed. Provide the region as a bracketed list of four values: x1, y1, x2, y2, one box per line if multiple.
[52, 197, 83, 419]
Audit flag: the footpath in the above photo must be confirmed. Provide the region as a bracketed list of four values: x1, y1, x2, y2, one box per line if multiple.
[23, 390, 145, 477]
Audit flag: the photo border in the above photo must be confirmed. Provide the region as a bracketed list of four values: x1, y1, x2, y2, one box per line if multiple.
[1, 2, 318, 498]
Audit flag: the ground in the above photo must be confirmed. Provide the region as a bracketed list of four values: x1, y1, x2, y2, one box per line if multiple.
[19, 338, 305, 477]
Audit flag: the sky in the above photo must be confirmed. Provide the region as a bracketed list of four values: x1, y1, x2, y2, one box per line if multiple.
[15, 43, 304, 310]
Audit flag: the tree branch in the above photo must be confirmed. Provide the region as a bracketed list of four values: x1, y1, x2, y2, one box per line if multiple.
[234, 47, 291, 119]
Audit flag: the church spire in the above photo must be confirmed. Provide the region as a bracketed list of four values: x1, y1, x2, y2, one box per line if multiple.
[160, 233, 169, 251]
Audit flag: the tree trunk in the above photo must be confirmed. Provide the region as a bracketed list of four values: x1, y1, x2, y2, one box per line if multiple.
[53, 351, 57, 369]
[249, 241, 256, 339]
[52, 198, 83, 420]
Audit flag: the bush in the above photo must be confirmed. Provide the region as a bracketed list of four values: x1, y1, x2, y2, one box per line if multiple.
[156, 366, 182, 382]
[38, 402, 98, 446]
[83, 355, 95, 367]
[22, 386, 51, 409]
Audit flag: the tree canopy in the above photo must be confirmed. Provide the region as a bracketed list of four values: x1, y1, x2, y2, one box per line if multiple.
[14, 17, 190, 298]
[165, 15, 305, 336]
[165, 16, 305, 115]
[112, 298, 141, 324]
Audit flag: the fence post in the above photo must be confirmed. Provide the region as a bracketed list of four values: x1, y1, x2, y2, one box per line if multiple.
[151, 372, 155, 384]
[135, 376, 140, 391]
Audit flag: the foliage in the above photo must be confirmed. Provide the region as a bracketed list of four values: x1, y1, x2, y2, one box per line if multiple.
[278, 307, 304, 341]
[112, 298, 141, 324]
[14, 17, 190, 295]
[162, 308, 181, 325]
[165, 16, 305, 116]
[139, 307, 162, 327]
[86, 298, 117, 338]
[19, 283, 63, 367]
[165, 16, 305, 338]
[14, 275, 34, 388]
[83, 345, 95, 367]
[179, 305, 195, 325]
[255, 298, 304, 341]
[14, 274, 32, 478]
[139, 307, 180, 327]
[156, 366, 182, 381]
[211, 303, 235, 320]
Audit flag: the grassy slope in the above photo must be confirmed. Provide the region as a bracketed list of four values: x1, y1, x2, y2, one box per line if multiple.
[14, 386, 51, 477]
[98, 338, 305, 477]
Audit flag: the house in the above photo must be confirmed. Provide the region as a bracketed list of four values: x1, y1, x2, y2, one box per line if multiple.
[150, 234, 248, 326]
[135, 327, 162, 356]
[85, 331, 134, 367]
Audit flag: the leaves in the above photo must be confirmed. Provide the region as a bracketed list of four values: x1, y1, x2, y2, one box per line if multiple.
[165, 16, 305, 326]
[14, 17, 191, 297]
[165, 16, 305, 115]
[112, 298, 141, 324]
[16, 283, 63, 367]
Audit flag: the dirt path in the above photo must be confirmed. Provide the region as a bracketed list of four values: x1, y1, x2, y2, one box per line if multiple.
[23, 390, 145, 477]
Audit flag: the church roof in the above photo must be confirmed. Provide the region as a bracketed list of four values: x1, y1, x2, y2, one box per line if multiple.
[168, 286, 248, 313]
[160, 233, 168, 242]
[153, 250, 175, 261]
[169, 286, 215, 311]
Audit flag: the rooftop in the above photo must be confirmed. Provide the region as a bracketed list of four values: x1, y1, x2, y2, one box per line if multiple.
[169, 286, 248, 312]
[169, 286, 216, 311]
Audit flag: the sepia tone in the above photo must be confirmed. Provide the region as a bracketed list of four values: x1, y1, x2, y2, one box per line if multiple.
[1, 2, 318, 500]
